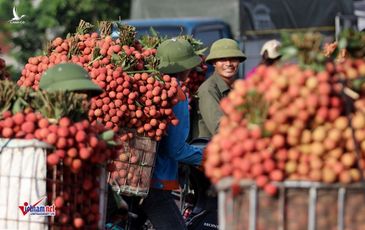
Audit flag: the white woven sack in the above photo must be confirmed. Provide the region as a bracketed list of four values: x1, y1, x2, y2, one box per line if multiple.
[0, 139, 50, 230]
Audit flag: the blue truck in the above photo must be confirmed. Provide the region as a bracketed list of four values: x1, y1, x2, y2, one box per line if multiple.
[113, 17, 235, 77]
[114, 17, 233, 51]
[118, 0, 354, 77]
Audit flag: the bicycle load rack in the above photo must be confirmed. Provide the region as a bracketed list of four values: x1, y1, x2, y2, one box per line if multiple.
[217, 178, 365, 230]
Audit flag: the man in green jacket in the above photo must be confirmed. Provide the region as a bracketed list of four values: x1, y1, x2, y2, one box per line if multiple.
[197, 38, 246, 138]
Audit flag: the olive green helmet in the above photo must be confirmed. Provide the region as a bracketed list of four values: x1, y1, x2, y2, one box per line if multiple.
[157, 38, 201, 74]
[39, 63, 103, 95]
[205, 38, 246, 63]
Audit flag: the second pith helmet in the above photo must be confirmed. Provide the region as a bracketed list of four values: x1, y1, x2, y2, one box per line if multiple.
[205, 38, 246, 63]
[157, 38, 201, 74]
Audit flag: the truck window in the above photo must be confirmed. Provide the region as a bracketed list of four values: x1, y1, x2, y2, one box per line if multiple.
[193, 27, 225, 48]
[194, 30, 222, 47]
[134, 26, 187, 38]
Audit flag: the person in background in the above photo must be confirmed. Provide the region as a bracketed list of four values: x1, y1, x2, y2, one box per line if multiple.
[245, 39, 282, 79]
[128, 38, 203, 230]
[186, 38, 245, 230]
[197, 38, 246, 138]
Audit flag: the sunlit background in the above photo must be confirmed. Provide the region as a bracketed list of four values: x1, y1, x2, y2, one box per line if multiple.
[0, 0, 363, 79]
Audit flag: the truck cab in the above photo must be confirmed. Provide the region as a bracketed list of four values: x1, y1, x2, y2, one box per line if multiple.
[113, 17, 233, 52]
[112, 17, 236, 77]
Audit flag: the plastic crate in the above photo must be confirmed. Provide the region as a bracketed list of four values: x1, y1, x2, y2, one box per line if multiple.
[216, 178, 365, 230]
[0, 139, 51, 230]
[47, 161, 108, 229]
[109, 135, 157, 197]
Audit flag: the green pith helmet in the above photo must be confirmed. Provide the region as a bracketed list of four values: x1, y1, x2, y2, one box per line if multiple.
[39, 63, 103, 95]
[205, 38, 246, 63]
[157, 38, 201, 74]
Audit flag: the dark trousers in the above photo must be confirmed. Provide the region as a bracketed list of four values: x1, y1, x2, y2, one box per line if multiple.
[127, 188, 187, 230]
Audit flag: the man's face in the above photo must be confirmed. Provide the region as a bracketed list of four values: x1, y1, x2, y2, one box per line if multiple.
[213, 57, 240, 80]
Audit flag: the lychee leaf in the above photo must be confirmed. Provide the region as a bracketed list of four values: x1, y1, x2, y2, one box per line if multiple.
[100, 130, 115, 141]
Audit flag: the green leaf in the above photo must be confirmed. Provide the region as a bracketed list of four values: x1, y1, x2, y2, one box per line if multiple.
[11, 98, 24, 114]
[262, 129, 272, 138]
[107, 140, 119, 146]
[195, 47, 207, 55]
[351, 78, 365, 91]
[281, 46, 298, 58]
[135, 100, 144, 107]
[100, 130, 115, 141]
[111, 53, 123, 65]
[54, 107, 63, 120]
[338, 38, 347, 49]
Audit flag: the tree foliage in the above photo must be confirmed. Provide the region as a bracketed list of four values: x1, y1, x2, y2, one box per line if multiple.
[0, 0, 131, 66]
